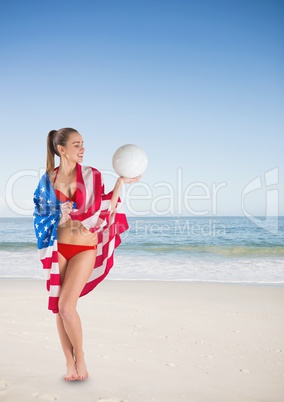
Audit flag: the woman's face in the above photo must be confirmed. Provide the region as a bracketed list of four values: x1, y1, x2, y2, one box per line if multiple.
[59, 132, 85, 163]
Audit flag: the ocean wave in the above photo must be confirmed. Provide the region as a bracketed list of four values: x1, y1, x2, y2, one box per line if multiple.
[0, 242, 37, 251]
[119, 243, 284, 257]
[1, 240, 284, 259]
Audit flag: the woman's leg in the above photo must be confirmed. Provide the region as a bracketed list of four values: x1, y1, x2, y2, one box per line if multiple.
[56, 253, 77, 381]
[56, 314, 77, 381]
[58, 249, 96, 380]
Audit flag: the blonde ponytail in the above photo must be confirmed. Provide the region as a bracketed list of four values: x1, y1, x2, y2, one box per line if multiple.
[46, 130, 58, 173]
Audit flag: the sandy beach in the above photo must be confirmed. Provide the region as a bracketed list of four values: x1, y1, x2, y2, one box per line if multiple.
[0, 279, 283, 402]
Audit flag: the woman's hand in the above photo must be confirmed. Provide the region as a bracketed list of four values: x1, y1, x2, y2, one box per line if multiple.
[118, 175, 142, 184]
[58, 201, 73, 226]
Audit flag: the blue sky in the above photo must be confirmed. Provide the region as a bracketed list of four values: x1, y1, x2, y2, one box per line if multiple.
[1, 0, 283, 217]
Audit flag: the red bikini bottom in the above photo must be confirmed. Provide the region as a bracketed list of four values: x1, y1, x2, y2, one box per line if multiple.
[58, 243, 97, 261]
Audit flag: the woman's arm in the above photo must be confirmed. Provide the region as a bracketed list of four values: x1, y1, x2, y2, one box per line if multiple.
[109, 176, 141, 214]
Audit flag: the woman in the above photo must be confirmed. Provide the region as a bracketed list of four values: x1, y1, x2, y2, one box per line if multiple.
[33, 127, 139, 382]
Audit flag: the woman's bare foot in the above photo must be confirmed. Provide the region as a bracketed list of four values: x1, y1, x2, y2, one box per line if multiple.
[64, 360, 78, 382]
[75, 356, 88, 381]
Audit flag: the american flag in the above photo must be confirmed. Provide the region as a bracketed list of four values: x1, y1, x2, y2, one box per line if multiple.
[33, 163, 128, 313]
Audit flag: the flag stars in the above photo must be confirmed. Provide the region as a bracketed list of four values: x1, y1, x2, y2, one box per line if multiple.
[51, 219, 56, 225]
[38, 232, 42, 237]
[40, 219, 44, 224]
[41, 187, 45, 193]
[44, 225, 48, 232]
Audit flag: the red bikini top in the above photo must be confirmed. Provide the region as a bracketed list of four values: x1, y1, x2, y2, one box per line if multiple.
[53, 168, 77, 202]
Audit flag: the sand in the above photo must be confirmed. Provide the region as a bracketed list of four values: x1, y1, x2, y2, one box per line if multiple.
[0, 279, 283, 402]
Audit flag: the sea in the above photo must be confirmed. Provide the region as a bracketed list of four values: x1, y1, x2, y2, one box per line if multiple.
[0, 216, 284, 286]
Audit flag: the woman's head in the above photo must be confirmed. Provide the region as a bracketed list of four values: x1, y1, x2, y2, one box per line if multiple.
[46, 128, 84, 172]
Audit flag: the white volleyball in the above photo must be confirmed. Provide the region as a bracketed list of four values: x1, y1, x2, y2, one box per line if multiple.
[112, 144, 148, 178]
